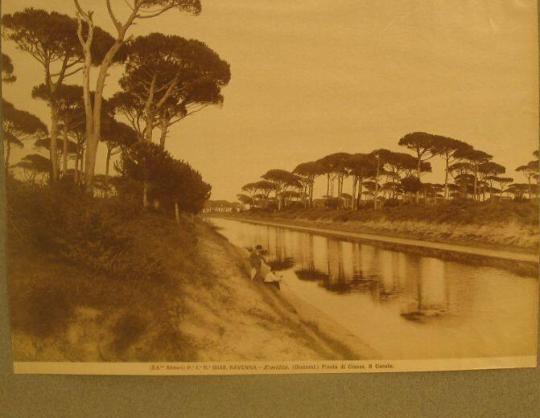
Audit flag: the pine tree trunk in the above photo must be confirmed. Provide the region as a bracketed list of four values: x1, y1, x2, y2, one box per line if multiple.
[357, 179, 363, 210]
[415, 158, 421, 203]
[84, 132, 99, 189]
[352, 176, 357, 210]
[85, 80, 110, 189]
[144, 75, 157, 143]
[79, 146, 86, 184]
[62, 125, 69, 176]
[50, 104, 60, 181]
[159, 119, 168, 149]
[143, 181, 149, 208]
[473, 165, 478, 201]
[83, 38, 124, 191]
[105, 147, 111, 177]
[74, 152, 79, 184]
[5, 139, 11, 173]
[144, 111, 154, 143]
[326, 174, 330, 198]
[444, 155, 449, 199]
[175, 202, 180, 224]
[326, 173, 330, 197]
[375, 158, 381, 209]
[340, 176, 344, 206]
[81, 33, 94, 189]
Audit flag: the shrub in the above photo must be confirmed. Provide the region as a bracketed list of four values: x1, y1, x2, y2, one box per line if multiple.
[7, 179, 165, 281]
[118, 142, 211, 214]
[357, 200, 375, 210]
[285, 201, 305, 210]
[324, 197, 341, 209]
[401, 176, 422, 193]
[383, 198, 400, 207]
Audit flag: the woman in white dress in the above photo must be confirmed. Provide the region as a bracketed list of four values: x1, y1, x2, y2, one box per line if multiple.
[249, 245, 281, 289]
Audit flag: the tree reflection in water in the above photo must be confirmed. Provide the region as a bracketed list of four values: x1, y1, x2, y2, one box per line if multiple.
[242, 223, 451, 320]
[401, 257, 449, 322]
[212, 218, 538, 358]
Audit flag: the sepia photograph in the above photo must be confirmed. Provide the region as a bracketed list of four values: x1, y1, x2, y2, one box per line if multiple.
[1, 0, 538, 375]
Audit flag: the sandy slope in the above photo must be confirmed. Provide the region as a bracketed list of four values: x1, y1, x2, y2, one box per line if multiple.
[10, 220, 375, 362]
[178, 226, 377, 361]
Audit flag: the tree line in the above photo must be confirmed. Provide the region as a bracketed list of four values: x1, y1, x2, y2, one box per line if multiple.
[2, 2, 229, 217]
[239, 133, 539, 210]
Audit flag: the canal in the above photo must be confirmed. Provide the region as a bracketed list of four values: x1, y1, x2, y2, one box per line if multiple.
[211, 218, 538, 360]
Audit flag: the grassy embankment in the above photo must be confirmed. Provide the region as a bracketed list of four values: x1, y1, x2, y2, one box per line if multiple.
[6, 181, 366, 362]
[221, 200, 540, 253]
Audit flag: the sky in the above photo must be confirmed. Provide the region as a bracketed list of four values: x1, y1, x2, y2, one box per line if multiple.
[2, 0, 539, 200]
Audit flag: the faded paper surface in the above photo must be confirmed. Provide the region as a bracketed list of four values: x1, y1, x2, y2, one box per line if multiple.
[1, 0, 538, 375]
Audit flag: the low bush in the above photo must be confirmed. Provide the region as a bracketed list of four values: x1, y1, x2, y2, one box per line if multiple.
[382, 198, 400, 208]
[324, 197, 341, 209]
[7, 179, 167, 281]
[234, 197, 539, 231]
[7, 177, 214, 360]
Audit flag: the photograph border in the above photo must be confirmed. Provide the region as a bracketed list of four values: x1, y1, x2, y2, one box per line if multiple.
[1, 1, 540, 416]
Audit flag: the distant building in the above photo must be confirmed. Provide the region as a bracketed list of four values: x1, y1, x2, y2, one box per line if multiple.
[203, 200, 242, 214]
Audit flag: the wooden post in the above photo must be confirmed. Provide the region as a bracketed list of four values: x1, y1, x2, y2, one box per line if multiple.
[175, 201, 180, 224]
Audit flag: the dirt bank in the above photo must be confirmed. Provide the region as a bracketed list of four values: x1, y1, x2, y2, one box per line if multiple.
[214, 210, 539, 255]
[216, 201, 539, 254]
[9, 215, 375, 362]
[179, 224, 377, 361]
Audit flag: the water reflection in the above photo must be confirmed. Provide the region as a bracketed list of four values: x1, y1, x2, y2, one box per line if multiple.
[326, 245, 447, 320]
[249, 224, 451, 316]
[400, 257, 449, 321]
[374, 250, 404, 301]
[211, 218, 538, 359]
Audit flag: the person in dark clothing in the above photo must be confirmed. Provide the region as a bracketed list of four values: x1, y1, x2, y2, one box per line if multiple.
[248, 245, 280, 289]
[249, 246, 263, 280]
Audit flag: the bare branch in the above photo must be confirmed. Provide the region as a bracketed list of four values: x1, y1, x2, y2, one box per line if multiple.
[168, 104, 209, 127]
[64, 58, 84, 70]
[44, 60, 53, 91]
[53, 55, 71, 90]
[106, 0, 122, 31]
[155, 77, 179, 109]
[124, 0, 136, 11]
[76, 13, 85, 46]
[76, 12, 92, 49]
[73, 0, 85, 16]
[59, 66, 84, 79]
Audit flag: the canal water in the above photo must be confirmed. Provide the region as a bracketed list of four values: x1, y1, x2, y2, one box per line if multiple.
[211, 218, 538, 360]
